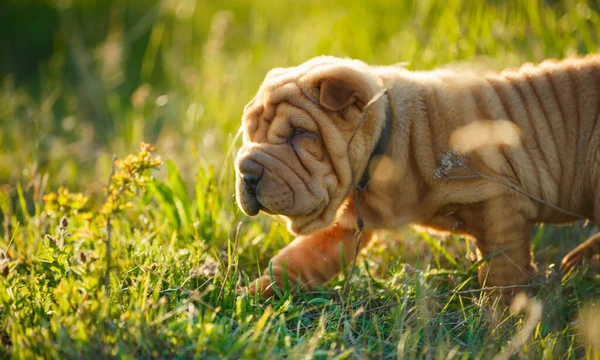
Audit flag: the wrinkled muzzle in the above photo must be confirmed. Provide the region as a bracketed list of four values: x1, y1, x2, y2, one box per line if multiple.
[234, 146, 328, 220]
[235, 155, 264, 216]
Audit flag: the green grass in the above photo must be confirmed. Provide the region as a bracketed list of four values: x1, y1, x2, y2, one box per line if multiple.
[1, 0, 600, 358]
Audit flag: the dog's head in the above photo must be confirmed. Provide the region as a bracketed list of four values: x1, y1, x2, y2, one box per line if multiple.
[235, 56, 388, 235]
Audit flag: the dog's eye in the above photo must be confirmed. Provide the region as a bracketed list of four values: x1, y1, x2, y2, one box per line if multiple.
[288, 128, 317, 150]
[292, 129, 306, 137]
[290, 128, 317, 140]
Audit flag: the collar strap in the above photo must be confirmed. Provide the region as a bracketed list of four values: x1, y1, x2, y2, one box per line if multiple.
[357, 94, 393, 191]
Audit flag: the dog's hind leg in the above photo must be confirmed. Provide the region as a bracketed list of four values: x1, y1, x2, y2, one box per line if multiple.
[561, 191, 600, 271]
[561, 231, 600, 271]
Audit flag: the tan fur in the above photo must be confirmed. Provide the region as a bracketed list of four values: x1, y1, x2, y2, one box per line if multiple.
[235, 55, 600, 296]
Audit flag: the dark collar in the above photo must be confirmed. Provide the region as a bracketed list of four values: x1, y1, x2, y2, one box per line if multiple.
[357, 94, 394, 191]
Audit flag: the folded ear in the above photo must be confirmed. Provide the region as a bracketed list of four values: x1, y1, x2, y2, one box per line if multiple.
[319, 78, 367, 111]
[299, 64, 376, 112]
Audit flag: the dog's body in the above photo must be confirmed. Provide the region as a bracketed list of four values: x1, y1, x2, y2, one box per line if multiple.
[235, 55, 600, 296]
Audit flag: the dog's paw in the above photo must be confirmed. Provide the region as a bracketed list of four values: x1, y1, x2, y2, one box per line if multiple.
[561, 251, 583, 273]
[245, 269, 304, 299]
[247, 275, 278, 298]
[561, 235, 600, 273]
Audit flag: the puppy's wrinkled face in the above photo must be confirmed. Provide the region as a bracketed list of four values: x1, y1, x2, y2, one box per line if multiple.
[235, 56, 385, 234]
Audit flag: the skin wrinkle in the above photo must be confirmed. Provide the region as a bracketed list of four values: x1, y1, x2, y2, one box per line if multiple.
[258, 112, 311, 172]
[278, 103, 323, 159]
[428, 83, 449, 154]
[290, 140, 316, 185]
[547, 69, 578, 210]
[543, 71, 568, 139]
[502, 146, 524, 189]
[481, 78, 525, 186]
[270, 103, 318, 142]
[416, 89, 438, 182]
[586, 65, 600, 149]
[302, 134, 325, 161]
[250, 150, 308, 200]
[506, 76, 550, 170]
[573, 65, 597, 210]
[585, 70, 600, 192]
[263, 140, 319, 190]
[535, 72, 568, 148]
[565, 67, 582, 210]
[386, 91, 403, 164]
[483, 83, 536, 186]
[295, 140, 324, 174]
[408, 96, 429, 184]
[472, 82, 495, 120]
[421, 86, 441, 180]
[524, 72, 561, 176]
[396, 86, 431, 210]
[541, 70, 570, 210]
[577, 65, 599, 153]
[510, 76, 559, 205]
[328, 103, 388, 225]
[259, 148, 321, 201]
[490, 77, 543, 199]
[526, 71, 563, 182]
[466, 83, 519, 180]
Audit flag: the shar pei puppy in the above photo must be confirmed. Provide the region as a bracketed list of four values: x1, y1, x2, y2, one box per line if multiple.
[235, 55, 600, 297]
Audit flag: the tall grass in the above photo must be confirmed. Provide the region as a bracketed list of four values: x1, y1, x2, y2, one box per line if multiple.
[1, 0, 599, 358]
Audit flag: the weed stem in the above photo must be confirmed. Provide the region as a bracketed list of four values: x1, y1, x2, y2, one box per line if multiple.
[104, 154, 117, 296]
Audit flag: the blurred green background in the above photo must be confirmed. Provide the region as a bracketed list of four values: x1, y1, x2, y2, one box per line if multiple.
[2, 0, 599, 192]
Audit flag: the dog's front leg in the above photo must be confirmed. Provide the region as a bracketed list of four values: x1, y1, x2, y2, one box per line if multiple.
[247, 224, 373, 298]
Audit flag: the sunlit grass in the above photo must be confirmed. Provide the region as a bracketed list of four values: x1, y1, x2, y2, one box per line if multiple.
[1, 0, 600, 358]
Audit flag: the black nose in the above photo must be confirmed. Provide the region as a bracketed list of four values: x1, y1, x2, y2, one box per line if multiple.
[242, 173, 261, 193]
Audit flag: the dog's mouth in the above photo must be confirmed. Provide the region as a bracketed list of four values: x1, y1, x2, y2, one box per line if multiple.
[236, 174, 329, 230]
[237, 178, 296, 217]
[240, 196, 260, 216]
[246, 200, 276, 216]
[239, 187, 318, 218]
[238, 184, 276, 217]
[235, 188, 329, 236]
[258, 206, 275, 215]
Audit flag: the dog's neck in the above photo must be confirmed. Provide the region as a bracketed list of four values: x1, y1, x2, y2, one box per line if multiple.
[356, 93, 394, 191]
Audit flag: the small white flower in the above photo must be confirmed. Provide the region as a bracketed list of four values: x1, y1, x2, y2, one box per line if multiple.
[434, 151, 470, 180]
